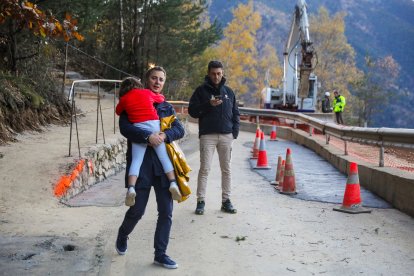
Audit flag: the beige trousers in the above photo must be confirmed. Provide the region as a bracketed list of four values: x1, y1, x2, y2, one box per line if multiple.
[197, 133, 234, 202]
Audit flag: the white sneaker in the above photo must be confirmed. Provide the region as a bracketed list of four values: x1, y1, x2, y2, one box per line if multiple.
[169, 182, 182, 201]
[125, 187, 136, 206]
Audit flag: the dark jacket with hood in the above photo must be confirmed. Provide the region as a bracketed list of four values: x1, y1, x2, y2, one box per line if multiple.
[188, 76, 240, 139]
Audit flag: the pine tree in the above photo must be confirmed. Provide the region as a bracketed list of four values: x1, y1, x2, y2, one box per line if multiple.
[87, 0, 221, 99]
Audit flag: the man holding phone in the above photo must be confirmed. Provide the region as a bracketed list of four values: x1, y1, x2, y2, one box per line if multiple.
[188, 60, 240, 215]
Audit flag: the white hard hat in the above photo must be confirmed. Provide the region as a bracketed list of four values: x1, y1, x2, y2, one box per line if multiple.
[325, 91, 330, 96]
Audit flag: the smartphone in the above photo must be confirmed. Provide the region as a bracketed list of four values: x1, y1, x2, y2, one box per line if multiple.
[214, 95, 222, 100]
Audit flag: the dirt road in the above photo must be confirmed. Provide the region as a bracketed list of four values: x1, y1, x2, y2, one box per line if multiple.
[1, 96, 414, 275]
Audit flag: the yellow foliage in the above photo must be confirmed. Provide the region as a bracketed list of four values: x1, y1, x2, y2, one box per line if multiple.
[39, 27, 46, 38]
[310, 6, 361, 112]
[55, 21, 62, 32]
[258, 44, 282, 89]
[73, 32, 84, 42]
[215, 1, 262, 96]
[1, 1, 83, 43]
[24, 1, 34, 8]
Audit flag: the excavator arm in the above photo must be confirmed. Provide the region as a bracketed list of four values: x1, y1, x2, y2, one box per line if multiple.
[282, 0, 317, 111]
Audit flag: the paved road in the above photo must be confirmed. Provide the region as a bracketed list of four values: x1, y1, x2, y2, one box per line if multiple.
[73, 124, 414, 276]
[247, 138, 391, 208]
[2, 94, 412, 276]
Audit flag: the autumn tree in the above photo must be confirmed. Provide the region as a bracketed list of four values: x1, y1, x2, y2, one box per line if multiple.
[215, 1, 262, 97]
[310, 7, 360, 115]
[182, 5, 223, 99]
[0, 1, 86, 144]
[351, 56, 400, 127]
[0, 0, 83, 74]
[151, 0, 221, 94]
[183, 47, 219, 99]
[257, 44, 282, 88]
[38, 0, 109, 31]
[256, 43, 282, 101]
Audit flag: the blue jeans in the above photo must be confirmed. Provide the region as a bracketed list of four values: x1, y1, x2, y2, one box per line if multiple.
[118, 175, 173, 257]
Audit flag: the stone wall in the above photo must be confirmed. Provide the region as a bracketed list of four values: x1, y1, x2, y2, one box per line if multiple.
[58, 138, 127, 202]
[58, 116, 190, 202]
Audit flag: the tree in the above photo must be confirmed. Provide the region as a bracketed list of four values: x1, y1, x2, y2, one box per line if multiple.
[257, 43, 282, 89]
[214, 1, 261, 97]
[309, 7, 360, 114]
[0, 0, 83, 74]
[183, 46, 219, 99]
[256, 43, 282, 104]
[39, 0, 109, 31]
[150, 0, 221, 85]
[89, 0, 221, 99]
[351, 55, 400, 127]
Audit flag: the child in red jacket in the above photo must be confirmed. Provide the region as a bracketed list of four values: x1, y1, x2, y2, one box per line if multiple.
[116, 77, 181, 206]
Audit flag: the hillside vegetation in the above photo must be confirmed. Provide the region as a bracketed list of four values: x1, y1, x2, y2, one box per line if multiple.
[209, 0, 414, 128]
[0, 0, 412, 145]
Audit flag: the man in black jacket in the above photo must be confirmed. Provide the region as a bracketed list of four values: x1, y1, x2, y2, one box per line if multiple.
[115, 67, 184, 269]
[188, 60, 240, 215]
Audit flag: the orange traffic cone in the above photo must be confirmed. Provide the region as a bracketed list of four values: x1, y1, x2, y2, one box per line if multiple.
[254, 131, 271, 169]
[271, 156, 283, 185]
[251, 126, 260, 152]
[279, 148, 297, 195]
[333, 162, 372, 214]
[269, 121, 277, 141]
[274, 160, 285, 191]
[251, 129, 261, 159]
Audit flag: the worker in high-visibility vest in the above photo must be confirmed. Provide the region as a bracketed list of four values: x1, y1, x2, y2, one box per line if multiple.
[333, 90, 345, 124]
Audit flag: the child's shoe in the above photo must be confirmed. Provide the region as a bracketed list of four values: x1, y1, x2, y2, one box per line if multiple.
[169, 182, 182, 201]
[125, 187, 136, 206]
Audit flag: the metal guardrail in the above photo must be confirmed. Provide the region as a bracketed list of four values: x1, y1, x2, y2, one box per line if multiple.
[67, 79, 121, 157]
[237, 107, 414, 148]
[67, 79, 122, 101]
[169, 102, 414, 167]
[63, 87, 414, 166]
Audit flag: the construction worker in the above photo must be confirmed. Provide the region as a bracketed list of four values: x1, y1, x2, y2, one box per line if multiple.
[321, 91, 332, 113]
[333, 90, 345, 124]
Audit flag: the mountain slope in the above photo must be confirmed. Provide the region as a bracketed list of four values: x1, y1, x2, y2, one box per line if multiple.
[208, 0, 414, 128]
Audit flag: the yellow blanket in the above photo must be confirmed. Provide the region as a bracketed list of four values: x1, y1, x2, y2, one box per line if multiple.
[161, 115, 192, 202]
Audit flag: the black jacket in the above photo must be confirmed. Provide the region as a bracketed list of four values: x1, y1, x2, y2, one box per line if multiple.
[322, 96, 332, 113]
[119, 101, 185, 188]
[188, 76, 240, 138]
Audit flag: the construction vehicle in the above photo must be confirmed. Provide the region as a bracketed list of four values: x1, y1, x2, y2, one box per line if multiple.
[263, 0, 318, 112]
